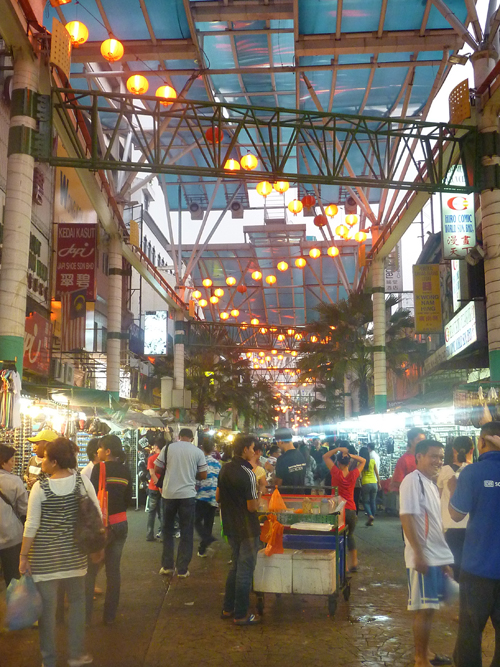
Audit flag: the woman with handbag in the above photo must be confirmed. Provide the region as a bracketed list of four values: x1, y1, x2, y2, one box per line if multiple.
[18, 437, 100, 667]
[86, 434, 132, 625]
[0, 443, 28, 586]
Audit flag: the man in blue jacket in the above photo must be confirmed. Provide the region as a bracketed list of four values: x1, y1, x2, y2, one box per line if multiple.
[449, 420, 500, 667]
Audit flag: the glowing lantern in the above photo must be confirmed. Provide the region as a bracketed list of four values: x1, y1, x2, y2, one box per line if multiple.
[202, 278, 212, 287]
[310, 335, 318, 343]
[252, 270, 262, 281]
[345, 214, 358, 227]
[220, 312, 229, 320]
[256, 181, 273, 197]
[240, 153, 258, 170]
[199, 299, 208, 307]
[214, 288, 224, 297]
[205, 127, 224, 143]
[295, 257, 306, 268]
[126, 74, 148, 95]
[336, 224, 349, 238]
[288, 200, 303, 215]
[291, 351, 298, 357]
[224, 158, 241, 171]
[301, 195, 316, 208]
[226, 276, 236, 286]
[327, 246, 340, 257]
[65, 21, 89, 46]
[265, 356, 271, 361]
[237, 284, 247, 294]
[246, 352, 252, 358]
[277, 261, 288, 272]
[309, 248, 321, 259]
[274, 181, 289, 194]
[101, 38, 124, 62]
[287, 329, 295, 336]
[314, 214, 328, 228]
[278, 355, 283, 360]
[155, 85, 177, 106]
[259, 351, 265, 357]
[241, 323, 248, 329]
[192, 290, 202, 299]
[254, 364, 259, 369]
[270, 327, 277, 332]
[210, 296, 219, 304]
[259, 328, 268, 334]
[325, 204, 339, 217]
[295, 333, 303, 340]
[266, 275, 277, 285]
[277, 334, 285, 341]
[271, 350, 277, 355]
[355, 231, 367, 243]
[251, 318, 260, 325]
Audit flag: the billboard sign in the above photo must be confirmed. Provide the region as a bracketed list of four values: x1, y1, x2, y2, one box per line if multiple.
[442, 166, 476, 259]
[55, 223, 97, 301]
[413, 264, 443, 334]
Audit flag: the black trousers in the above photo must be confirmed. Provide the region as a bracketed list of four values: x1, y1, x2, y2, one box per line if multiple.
[0, 542, 21, 587]
[194, 500, 217, 553]
[454, 570, 500, 667]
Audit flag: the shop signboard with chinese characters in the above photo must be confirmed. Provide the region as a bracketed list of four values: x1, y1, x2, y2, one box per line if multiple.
[55, 224, 97, 301]
[444, 301, 486, 360]
[385, 242, 403, 293]
[413, 264, 443, 333]
[23, 312, 52, 375]
[442, 165, 476, 259]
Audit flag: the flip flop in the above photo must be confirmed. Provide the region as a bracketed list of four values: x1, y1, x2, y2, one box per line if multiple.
[430, 655, 452, 666]
[234, 614, 261, 626]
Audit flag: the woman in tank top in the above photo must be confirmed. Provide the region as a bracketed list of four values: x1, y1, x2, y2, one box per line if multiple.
[19, 437, 100, 667]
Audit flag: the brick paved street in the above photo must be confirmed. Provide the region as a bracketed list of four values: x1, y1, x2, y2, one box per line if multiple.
[0, 511, 495, 667]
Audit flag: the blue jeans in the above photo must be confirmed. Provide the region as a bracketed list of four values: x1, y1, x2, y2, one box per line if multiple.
[162, 497, 195, 574]
[454, 570, 500, 667]
[362, 483, 377, 518]
[147, 489, 162, 539]
[85, 521, 128, 623]
[223, 535, 261, 620]
[36, 576, 86, 667]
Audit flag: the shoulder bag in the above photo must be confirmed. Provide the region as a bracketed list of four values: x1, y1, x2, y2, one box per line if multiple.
[74, 472, 107, 555]
[0, 486, 25, 525]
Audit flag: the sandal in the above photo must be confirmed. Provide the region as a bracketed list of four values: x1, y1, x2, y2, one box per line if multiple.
[234, 613, 262, 626]
[430, 655, 452, 666]
[220, 610, 234, 619]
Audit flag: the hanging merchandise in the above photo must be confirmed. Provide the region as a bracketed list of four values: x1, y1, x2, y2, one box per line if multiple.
[0, 368, 22, 429]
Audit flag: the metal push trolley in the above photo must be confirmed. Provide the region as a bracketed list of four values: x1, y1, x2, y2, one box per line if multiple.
[254, 487, 350, 617]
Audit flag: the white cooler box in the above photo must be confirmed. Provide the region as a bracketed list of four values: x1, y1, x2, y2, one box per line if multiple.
[253, 549, 294, 594]
[292, 550, 336, 595]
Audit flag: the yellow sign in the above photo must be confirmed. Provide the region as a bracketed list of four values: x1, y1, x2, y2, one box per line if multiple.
[54, 143, 98, 226]
[413, 264, 443, 334]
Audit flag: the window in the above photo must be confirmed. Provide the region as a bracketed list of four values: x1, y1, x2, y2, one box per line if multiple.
[143, 235, 148, 254]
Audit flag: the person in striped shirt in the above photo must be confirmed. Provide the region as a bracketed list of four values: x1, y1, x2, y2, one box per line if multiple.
[194, 440, 221, 557]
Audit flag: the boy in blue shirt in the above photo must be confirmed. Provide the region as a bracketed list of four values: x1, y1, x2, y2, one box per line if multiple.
[449, 420, 500, 667]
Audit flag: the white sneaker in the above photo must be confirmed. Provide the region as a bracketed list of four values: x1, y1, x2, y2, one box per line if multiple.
[177, 570, 190, 578]
[174, 532, 181, 538]
[197, 551, 208, 558]
[68, 655, 93, 666]
[159, 567, 174, 575]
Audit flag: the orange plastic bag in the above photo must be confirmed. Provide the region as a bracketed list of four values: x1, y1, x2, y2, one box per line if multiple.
[260, 514, 284, 555]
[268, 487, 287, 512]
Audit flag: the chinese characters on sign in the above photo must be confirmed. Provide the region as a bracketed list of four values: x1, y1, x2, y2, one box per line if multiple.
[413, 264, 443, 334]
[55, 224, 97, 301]
[442, 166, 476, 259]
[385, 242, 403, 293]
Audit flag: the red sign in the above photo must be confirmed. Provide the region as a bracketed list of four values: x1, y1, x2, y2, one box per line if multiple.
[55, 223, 97, 301]
[24, 312, 52, 375]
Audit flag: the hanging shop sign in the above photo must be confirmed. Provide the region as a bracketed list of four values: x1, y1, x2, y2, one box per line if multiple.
[451, 260, 461, 313]
[24, 311, 52, 375]
[144, 311, 168, 355]
[413, 264, 443, 334]
[55, 223, 97, 301]
[27, 229, 50, 307]
[385, 242, 403, 293]
[444, 301, 486, 360]
[54, 144, 99, 226]
[442, 167, 476, 259]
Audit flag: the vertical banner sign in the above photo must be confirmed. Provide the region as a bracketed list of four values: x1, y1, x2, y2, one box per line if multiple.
[55, 224, 97, 301]
[413, 264, 443, 333]
[24, 312, 52, 375]
[451, 260, 461, 313]
[442, 165, 476, 259]
[385, 242, 403, 293]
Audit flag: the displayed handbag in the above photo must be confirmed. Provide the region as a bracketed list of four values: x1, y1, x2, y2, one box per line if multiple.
[74, 472, 106, 555]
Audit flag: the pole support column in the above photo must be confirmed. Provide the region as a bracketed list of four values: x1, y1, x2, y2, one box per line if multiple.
[106, 235, 122, 397]
[174, 310, 185, 391]
[372, 260, 387, 413]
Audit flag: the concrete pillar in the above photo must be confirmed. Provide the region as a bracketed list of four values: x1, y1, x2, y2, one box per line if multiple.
[0, 52, 39, 373]
[343, 373, 352, 419]
[372, 259, 387, 413]
[107, 235, 122, 395]
[174, 309, 185, 390]
[473, 52, 500, 380]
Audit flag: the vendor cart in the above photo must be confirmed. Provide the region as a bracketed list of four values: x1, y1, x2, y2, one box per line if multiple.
[254, 487, 350, 618]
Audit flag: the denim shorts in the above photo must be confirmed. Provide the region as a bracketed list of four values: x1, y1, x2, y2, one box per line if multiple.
[407, 566, 445, 611]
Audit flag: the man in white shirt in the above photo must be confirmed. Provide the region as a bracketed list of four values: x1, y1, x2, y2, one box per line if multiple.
[155, 429, 207, 578]
[399, 439, 453, 667]
[368, 443, 380, 471]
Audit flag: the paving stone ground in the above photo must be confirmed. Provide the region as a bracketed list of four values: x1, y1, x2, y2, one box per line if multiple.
[0, 510, 495, 667]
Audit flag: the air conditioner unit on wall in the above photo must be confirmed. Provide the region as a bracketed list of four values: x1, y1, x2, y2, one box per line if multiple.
[51, 358, 65, 383]
[65, 364, 75, 386]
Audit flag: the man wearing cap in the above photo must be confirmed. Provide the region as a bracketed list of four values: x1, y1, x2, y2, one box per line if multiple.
[274, 427, 306, 494]
[24, 430, 58, 490]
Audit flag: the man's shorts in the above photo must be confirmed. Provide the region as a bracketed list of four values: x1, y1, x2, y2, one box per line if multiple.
[407, 566, 445, 611]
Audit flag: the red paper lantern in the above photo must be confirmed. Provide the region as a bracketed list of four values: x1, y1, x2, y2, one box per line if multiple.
[205, 127, 224, 143]
[302, 195, 316, 208]
[314, 214, 328, 228]
[237, 284, 247, 294]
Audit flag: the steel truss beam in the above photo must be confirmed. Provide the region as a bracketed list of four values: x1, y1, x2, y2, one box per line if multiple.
[186, 321, 310, 352]
[35, 89, 478, 194]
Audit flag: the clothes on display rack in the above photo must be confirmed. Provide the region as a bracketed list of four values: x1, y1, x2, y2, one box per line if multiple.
[0, 369, 22, 429]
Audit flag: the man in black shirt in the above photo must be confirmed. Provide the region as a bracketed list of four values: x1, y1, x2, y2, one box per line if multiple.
[274, 427, 306, 494]
[217, 434, 261, 625]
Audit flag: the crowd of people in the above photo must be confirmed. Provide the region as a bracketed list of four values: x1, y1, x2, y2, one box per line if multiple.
[0, 422, 499, 667]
